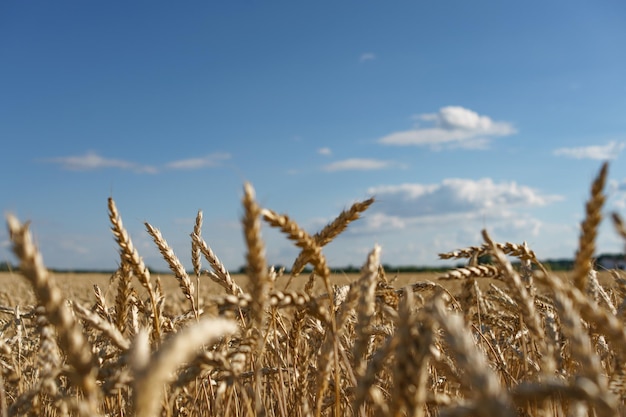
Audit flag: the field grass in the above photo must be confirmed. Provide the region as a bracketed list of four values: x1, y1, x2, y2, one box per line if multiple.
[2, 162, 626, 416]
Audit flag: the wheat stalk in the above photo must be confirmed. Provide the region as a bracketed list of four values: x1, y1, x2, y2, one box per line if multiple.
[132, 317, 237, 417]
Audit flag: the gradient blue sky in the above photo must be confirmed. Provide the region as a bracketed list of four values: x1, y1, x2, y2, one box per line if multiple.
[2, 1, 626, 271]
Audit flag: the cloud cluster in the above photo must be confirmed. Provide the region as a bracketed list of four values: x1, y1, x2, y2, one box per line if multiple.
[553, 141, 625, 160]
[356, 178, 562, 234]
[44, 151, 230, 173]
[378, 106, 516, 150]
[316, 176, 568, 267]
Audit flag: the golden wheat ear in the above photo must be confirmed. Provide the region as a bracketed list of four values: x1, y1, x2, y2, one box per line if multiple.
[241, 182, 270, 329]
[291, 197, 374, 276]
[108, 197, 162, 342]
[145, 222, 197, 317]
[191, 231, 243, 296]
[6, 214, 101, 414]
[572, 162, 608, 292]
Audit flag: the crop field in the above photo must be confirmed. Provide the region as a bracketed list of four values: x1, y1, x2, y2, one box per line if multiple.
[0, 271, 443, 306]
[2, 162, 626, 416]
[0, 270, 605, 312]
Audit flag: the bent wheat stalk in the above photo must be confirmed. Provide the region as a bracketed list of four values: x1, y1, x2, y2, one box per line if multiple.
[291, 197, 375, 276]
[132, 317, 238, 417]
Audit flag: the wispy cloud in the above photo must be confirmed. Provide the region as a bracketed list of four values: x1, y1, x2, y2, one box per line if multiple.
[553, 141, 624, 160]
[317, 147, 332, 156]
[44, 151, 157, 173]
[165, 152, 231, 170]
[359, 52, 376, 63]
[44, 151, 232, 173]
[322, 158, 400, 172]
[378, 106, 516, 150]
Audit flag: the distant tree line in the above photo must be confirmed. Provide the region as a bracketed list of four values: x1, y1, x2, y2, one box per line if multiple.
[2, 254, 624, 275]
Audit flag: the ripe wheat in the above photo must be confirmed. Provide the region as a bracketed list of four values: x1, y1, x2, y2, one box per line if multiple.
[1, 163, 626, 416]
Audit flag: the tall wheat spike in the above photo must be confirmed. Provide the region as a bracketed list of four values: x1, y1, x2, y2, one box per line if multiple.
[241, 182, 270, 415]
[191, 209, 203, 311]
[572, 162, 608, 292]
[108, 197, 161, 342]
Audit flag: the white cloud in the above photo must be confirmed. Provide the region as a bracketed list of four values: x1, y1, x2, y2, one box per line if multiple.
[359, 53, 376, 62]
[378, 106, 516, 150]
[553, 141, 625, 160]
[322, 158, 399, 172]
[317, 147, 332, 156]
[367, 178, 562, 219]
[332, 178, 564, 265]
[166, 153, 231, 170]
[45, 151, 157, 173]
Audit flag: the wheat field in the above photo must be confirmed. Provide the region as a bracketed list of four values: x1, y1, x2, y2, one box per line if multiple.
[2, 162, 626, 416]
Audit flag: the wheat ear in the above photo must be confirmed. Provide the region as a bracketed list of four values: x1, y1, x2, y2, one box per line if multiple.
[291, 197, 375, 275]
[6, 214, 101, 413]
[241, 182, 270, 415]
[390, 290, 434, 417]
[352, 244, 380, 378]
[191, 209, 202, 276]
[572, 162, 608, 292]
[552, 289, 618, 415]
[145, 222, 197, 317]
[191, 232, 243, 296]
[482, 230, 546, 356]
[108, 197, 161, 342]
[242, 183, 269, 329]
[191, 209, 202, 310]
[73, 302, 130, 350]
[114, 262, 133, 335]
[261, 208, 332, 298]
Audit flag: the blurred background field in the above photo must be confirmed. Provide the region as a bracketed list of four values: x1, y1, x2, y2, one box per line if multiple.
[0, 269, 615, 309]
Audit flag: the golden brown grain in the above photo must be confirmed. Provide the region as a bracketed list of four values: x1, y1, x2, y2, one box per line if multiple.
[3, 163, 626, 416]
[572, 162, 608, 292]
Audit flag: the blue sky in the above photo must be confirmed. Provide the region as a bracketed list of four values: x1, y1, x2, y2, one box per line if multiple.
[2, 1, 626, 272]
